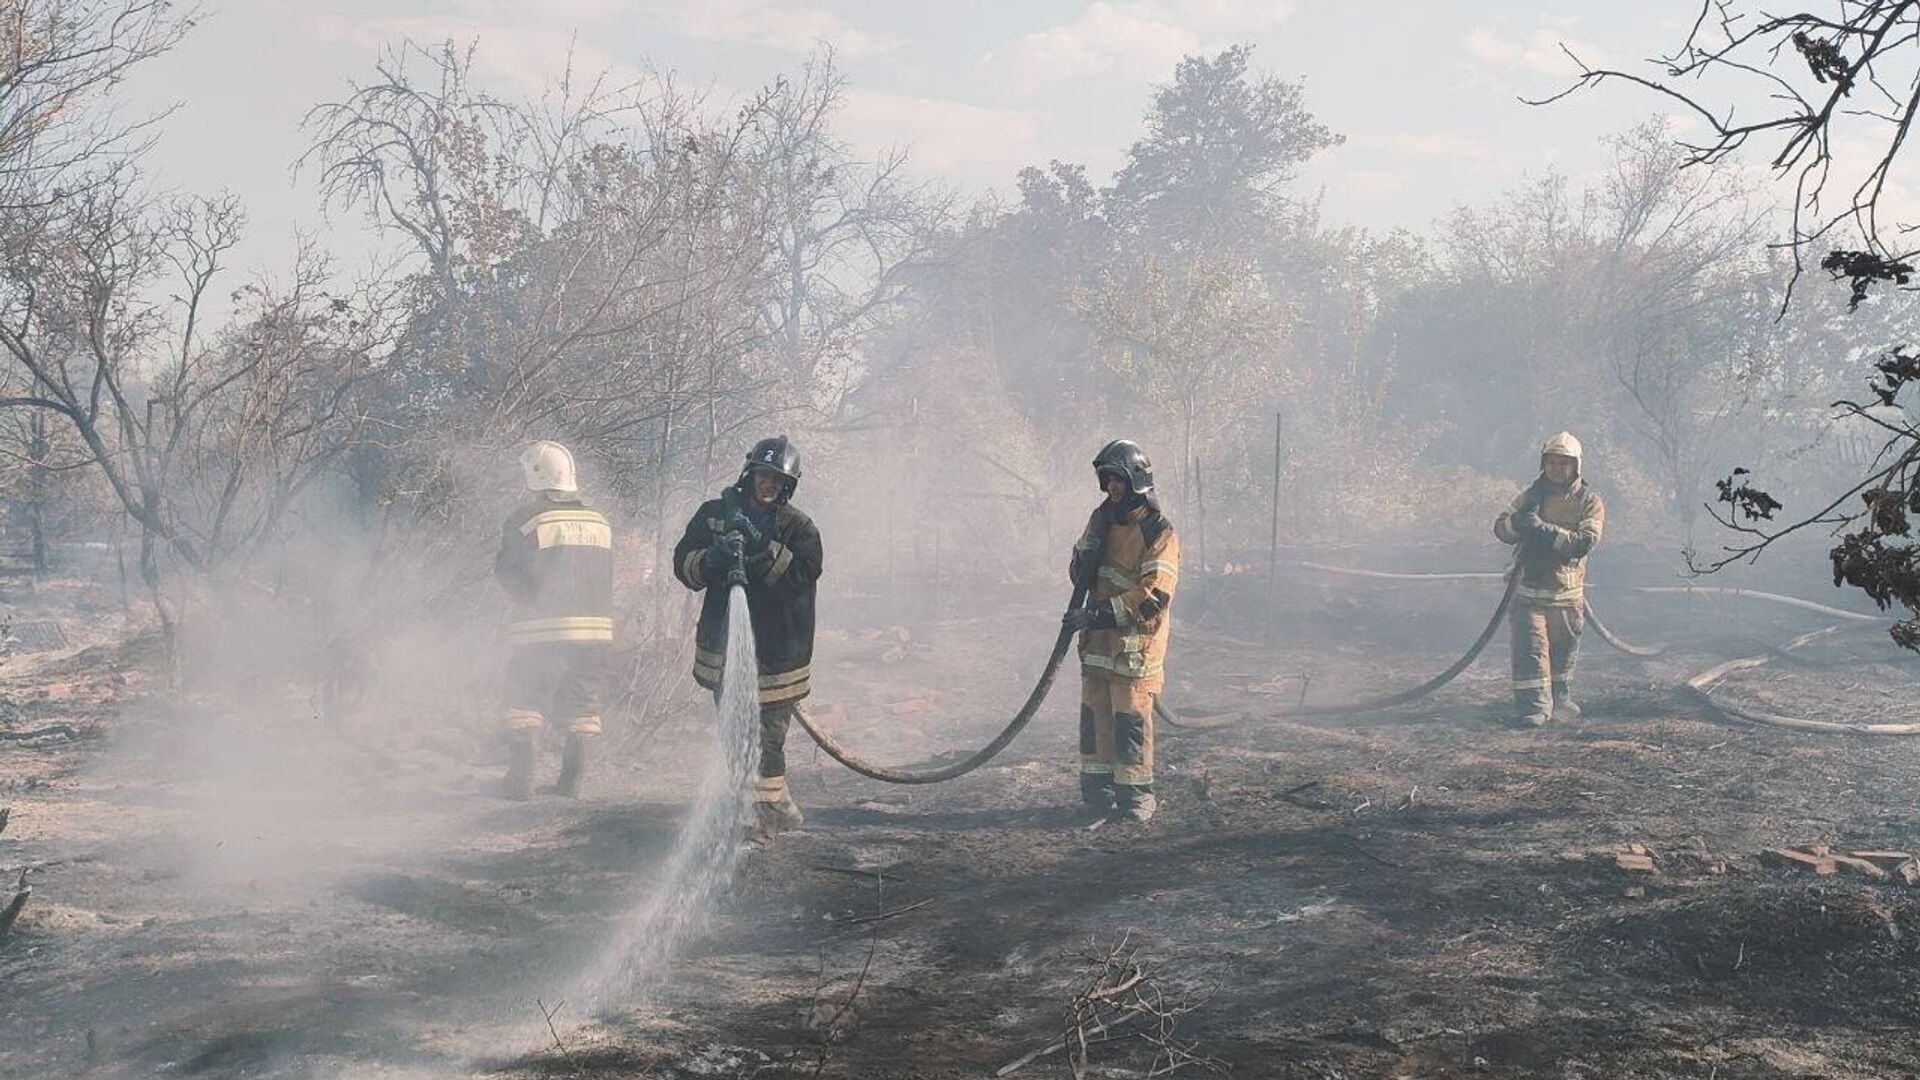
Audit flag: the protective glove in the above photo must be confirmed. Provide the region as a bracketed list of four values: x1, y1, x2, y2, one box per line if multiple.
[702, 532, 744, 579]
[1514, 509, 1548, 536]
[727, 510, 767, 551]
[1062, 604, 1119, 633]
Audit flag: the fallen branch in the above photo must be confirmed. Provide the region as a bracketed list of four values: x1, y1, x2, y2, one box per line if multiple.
[810, 865, 910, 885]
[536, 998, 582, 1077]
[0, 723, 81, 742]
[842, 898, 933, 926]
[1001, 936, 1223, 1079]
[996, 1003, 1152, 1076]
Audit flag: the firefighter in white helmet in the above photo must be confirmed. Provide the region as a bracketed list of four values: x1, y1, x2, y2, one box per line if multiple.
[1493, 432, 1604, 727]
[492, 440, 615, 799]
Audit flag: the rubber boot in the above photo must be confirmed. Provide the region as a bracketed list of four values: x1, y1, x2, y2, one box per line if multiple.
[749, 775, 806, 843]
[556, 733, 597, 798]
[1077, 774, 1115, 824]
[1113, 784, 1157, 823]
[497, 731, 537, 801]
[1080, 774, 1115, 809]
[1510, 691, 1550, 730]
[1552, 692, 1581, 720]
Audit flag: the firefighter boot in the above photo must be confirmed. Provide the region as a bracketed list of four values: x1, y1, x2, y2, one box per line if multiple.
[750, 775, 806, 841]
[1080, 773, 1115, 811]
[1113, 784, 1157, 823]
[497, 730, 537, 801]
[1510, 692, 1550, 729]
[1552, 689, 1581, 720]
[556, 732, 597, 798]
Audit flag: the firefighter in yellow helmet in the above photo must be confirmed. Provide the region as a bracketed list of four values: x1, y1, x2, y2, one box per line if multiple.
[672, 436, 822, 841]
[1494, 432, 1604, 728]
[493, 440, 615, 799]
[1064, 440, 1180, 823]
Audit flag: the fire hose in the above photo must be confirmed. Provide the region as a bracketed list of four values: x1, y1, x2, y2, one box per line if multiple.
[787, 557, 1897, 782]
[788, 583, 1095, 785]
[792, 562, 1544, 781]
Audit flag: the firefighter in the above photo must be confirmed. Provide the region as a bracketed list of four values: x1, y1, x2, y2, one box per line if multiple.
[1494, 431, 1605, 728]
[1063, 439, 1180, 823]
[672, 436, 823, 840]
[493, 440, 615, 800]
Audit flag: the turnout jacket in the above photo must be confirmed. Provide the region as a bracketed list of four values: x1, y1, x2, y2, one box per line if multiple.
[1070, 497, 1180, 687]
[1493, 479, 1605, 606]
[672, 488, 823, 705]
[494, 496, 615, 645]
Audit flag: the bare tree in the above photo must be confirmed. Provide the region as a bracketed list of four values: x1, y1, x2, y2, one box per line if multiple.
[0, 0, 191, 212]
[1542, 1, 1920, 646]
[747, 47, 951, 417]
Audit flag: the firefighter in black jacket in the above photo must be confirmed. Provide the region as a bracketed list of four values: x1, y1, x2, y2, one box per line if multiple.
[673, 436, 823, 839]
[493, 440, 615, 800]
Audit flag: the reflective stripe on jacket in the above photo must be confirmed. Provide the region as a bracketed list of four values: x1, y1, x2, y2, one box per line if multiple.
[1493, 480, 1604, 606]
[1070, 499, 1180, 686]
[672, 489, 822, 705]
[495, 498, 615, 644]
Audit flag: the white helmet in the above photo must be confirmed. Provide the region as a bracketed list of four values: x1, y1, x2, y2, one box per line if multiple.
[520, 440, 578, 494]
[1540, 431, 1582, 478]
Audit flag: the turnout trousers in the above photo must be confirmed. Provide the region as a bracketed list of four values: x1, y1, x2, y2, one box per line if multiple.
[503, 642, 609, 735]
[1508, 600, 1583, 723]
[1079, 671, 1156, 792]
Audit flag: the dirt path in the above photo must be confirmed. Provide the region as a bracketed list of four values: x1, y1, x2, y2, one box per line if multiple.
[6, 568, 1920, 1078]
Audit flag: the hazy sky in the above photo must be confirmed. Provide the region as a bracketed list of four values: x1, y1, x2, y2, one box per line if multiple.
[127, 0, 1707, 279]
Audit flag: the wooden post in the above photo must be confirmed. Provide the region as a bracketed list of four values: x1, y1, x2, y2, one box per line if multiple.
[1268, 412, 1282, 586]
[1192, 456, 1207, 573]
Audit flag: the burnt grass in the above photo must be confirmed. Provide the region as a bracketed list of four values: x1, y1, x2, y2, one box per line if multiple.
[7, 555, 1920, 1078]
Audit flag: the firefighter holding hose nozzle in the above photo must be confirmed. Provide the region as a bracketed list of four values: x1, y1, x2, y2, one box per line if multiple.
[673, 436, 823, 842]
[1494, 431, 1605, 729]
[1064, 440, 1181, 824]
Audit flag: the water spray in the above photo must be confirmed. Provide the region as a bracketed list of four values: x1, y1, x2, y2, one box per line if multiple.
[572, 582, 761, 1007]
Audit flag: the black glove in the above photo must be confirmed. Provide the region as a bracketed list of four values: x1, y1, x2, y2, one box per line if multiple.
[1062, 604, 1119, 632]
[728, 510, 767, 551]
[1514, 509, 1547, 536]
[702, 532, 742, 578]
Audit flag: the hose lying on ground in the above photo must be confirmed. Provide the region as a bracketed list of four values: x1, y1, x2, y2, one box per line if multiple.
[1583, 599, 1667, 658]
[1685, 625, 1920, 735]
[1293, 560, 1669, 660]
[795, 569, 1521, 776]
[791, 560, 1874, 780]
[1631, 585, 1881, 623]
[785, 587, 1089, 784]
[1157, 573, 1520, 730]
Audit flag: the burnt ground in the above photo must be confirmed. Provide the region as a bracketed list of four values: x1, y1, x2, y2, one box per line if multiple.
[7, 549, 1920, 1078]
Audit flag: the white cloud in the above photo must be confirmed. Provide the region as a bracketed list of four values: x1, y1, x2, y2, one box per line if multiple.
[1463, 23, 1599, 78]
[977, 3, 1203, 97]
[294, 7, 629, 96]
[974, 0, 1300, 98]
[838, 90, 1042, 180]
[664, 0, 900, 57]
